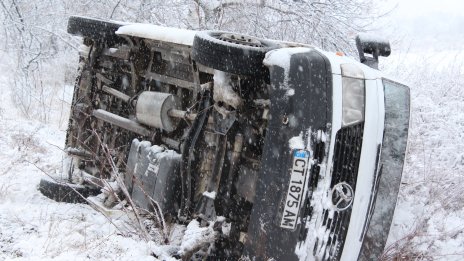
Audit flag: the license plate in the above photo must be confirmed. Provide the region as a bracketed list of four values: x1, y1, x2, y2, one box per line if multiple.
[280, 150, 310, 230]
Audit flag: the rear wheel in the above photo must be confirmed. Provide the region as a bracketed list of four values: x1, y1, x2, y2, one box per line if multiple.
[67, 16, 125, 44]
[192, 31, 278, 76]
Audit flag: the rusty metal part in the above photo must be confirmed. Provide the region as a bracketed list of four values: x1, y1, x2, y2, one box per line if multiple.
[102, 85, 131, 102]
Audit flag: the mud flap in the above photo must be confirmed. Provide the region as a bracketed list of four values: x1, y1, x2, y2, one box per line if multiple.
[243, 50, 332, 260]
[38, 177, 100, 204]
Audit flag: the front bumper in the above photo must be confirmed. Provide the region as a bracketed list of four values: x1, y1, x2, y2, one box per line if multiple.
[243, 49, 332, 260]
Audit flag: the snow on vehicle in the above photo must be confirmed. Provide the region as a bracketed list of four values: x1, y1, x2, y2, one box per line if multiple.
[38, 16, 410, 260]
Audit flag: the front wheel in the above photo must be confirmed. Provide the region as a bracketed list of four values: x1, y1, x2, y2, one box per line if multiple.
[192, 31, 278, 76]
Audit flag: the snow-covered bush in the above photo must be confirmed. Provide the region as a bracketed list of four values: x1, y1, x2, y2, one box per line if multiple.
[382, 53, 464, 259]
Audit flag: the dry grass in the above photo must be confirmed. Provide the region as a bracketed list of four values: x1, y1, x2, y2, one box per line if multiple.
[0, 183, 12, 200]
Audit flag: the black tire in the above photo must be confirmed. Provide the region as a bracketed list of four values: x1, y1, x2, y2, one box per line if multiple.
[67, 16, 125, 44]
[38, 177, 101, 204]
[192, 31, 278, 76]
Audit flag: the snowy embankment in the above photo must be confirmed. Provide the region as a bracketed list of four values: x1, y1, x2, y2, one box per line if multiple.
[0, 118, 155, 260]
[0, 53, 162, 260]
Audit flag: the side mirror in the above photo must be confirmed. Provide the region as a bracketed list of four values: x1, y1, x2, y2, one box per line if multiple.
[355, 33, 391, 70]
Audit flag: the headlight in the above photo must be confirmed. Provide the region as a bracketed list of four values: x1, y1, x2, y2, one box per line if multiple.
[341, 64, 365, 126]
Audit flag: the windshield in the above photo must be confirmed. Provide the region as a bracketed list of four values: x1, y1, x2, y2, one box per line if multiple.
[359, 79, 411, 260]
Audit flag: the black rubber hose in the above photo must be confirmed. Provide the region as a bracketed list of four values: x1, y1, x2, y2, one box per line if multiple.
[179, 90, 212, 220]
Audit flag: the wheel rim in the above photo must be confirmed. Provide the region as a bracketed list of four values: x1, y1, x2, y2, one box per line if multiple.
[216, 33, 264, 48]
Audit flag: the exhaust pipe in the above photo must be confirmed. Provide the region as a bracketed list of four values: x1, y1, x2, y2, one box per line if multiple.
[92, 109, 154, 137]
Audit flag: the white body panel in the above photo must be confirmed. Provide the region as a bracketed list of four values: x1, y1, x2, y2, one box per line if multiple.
[116, 24, 197, 46]
[339, 79, 384, 260]
[301, 53, 387, 260]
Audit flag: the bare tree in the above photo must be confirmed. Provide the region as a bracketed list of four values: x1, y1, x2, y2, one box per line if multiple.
[80, 0, 380, 52]
[0, 0, 381, 122]
[141, 0, 380, 52]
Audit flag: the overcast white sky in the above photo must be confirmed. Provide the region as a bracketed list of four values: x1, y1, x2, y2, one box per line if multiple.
[380, 0, 464, 52]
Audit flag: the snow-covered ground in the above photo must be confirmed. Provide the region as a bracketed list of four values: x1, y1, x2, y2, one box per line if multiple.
[1, 49, 463, 261]
[0, 118, 159, 261]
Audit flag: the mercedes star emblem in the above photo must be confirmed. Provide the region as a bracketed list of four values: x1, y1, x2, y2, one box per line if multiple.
[331, 182, 354, 211]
